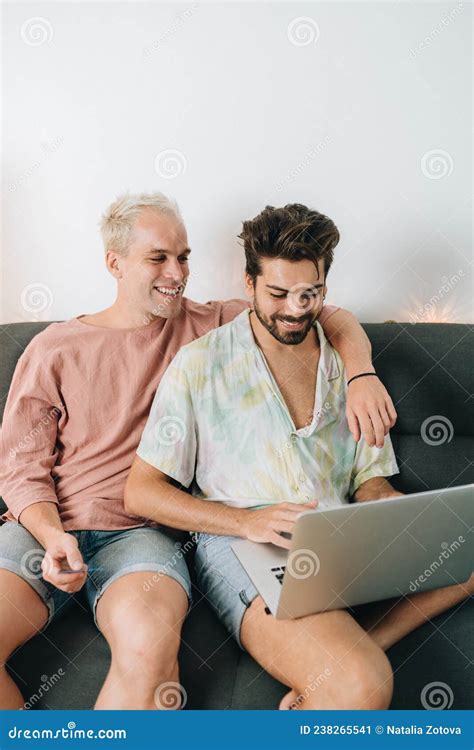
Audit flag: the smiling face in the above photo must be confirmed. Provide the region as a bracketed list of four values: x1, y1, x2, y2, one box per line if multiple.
[245, 257, 326, 345]
[107, 208, 191, 321]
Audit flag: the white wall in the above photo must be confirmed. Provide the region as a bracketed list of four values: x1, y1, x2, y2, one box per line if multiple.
[2, 1, 472, 324]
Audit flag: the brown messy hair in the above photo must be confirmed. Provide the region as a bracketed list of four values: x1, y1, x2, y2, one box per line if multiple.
[239, 204, 340, 283]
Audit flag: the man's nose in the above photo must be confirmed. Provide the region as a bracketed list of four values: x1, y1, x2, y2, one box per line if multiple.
[162, 260, 186, 283]
[287, 292, 314, 315]
[283, 298, 305, 317]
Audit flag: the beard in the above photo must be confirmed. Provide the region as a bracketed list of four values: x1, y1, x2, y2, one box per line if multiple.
[253, 298, 320, 345]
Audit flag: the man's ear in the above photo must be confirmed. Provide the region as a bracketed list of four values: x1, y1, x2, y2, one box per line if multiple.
[106, 251, 123, 280]
[244, 273, 255, 300]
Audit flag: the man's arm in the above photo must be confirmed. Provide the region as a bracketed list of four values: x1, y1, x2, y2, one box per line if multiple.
[124, 456, 316, 550]
[352, 476, 404, 503]
[318, 307, 397, 449]
[0, 336, 62, 522]
[0, 336, 86, 592]
[19, 500, 65, 547]
[19, 502, 87, 593]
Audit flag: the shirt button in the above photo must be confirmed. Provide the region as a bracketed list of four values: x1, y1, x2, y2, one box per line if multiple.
[299, 473, 306, 482]
[290, 433, 297, 442]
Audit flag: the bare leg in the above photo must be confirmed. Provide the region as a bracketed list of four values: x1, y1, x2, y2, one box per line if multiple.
[279, 574, 474, 708]
[359, 574, 474, 652]
[94, 572, 188, 710]
[240, 596, 393, 710]
[0, 571, 49, 709]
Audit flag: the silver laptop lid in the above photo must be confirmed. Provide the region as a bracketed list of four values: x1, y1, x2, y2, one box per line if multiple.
[276, 484, 473, 619]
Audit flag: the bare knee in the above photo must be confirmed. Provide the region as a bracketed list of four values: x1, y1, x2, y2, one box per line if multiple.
[345, 648, 393, 709]
[96, 574, 188, 693]
[301, 646, 393, 710]
[103, 606, 181, 679]
[341, 650, 393, 710]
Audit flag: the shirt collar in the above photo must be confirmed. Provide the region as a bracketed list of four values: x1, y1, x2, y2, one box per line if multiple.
[233, 308, 340, 382]
[232, 308, 341, 434]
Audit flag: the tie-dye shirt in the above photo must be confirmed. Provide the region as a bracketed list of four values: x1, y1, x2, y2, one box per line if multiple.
[137, 309, 399, 510]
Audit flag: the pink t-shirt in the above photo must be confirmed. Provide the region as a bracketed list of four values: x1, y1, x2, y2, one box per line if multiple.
[0, 298, 337, 531]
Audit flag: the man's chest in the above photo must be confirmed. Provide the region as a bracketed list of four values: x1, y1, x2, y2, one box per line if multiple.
[260, 351, 320, 431]
[57, 346, 171, 438]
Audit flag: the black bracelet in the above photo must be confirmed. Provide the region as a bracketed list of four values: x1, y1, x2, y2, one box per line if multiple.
[347, 372, 378, 387]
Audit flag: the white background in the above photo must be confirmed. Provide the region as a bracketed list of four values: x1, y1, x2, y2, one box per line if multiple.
[2, 1, 472, 324]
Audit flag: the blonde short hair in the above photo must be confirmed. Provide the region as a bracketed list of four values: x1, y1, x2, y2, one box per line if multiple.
[100, 192, 183, 255]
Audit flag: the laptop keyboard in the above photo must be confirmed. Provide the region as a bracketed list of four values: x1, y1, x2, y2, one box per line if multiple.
[271, 565, 286, 585]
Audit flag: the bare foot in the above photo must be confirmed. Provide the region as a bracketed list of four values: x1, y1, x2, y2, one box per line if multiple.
[279, 689, 298, 710]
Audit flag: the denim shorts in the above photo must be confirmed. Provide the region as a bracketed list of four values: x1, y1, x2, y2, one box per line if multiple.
[194, 532, 259, 649]
[0, 521, 192, 630]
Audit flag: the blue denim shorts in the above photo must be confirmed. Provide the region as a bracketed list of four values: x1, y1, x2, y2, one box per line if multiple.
[0, 521, 192, 630]
[194, 532, 259, 649]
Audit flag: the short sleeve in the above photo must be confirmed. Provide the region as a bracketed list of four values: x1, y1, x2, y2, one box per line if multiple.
[136, 351, 197, 487]
[349, 433, 400, 497]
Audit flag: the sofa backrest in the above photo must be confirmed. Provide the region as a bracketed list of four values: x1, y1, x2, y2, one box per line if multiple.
[1, 321, 473, 495]
[360, 323, 473, 492]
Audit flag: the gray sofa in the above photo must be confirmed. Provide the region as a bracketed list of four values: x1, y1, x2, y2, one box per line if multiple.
[1, 320, 472, 710]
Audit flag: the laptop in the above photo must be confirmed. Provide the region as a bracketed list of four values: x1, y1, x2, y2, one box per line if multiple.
[231, 484, 474, 619]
